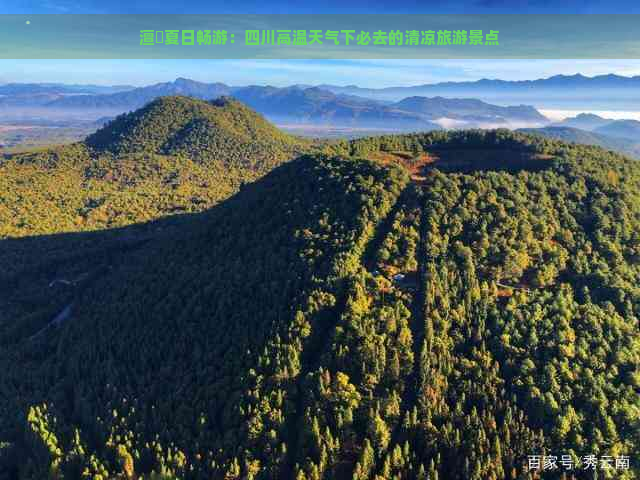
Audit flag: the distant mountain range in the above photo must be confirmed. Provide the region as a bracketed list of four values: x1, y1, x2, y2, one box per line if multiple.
[595, 119, 640, 140]
[318, 74, 640, 108]
[0, 83, 134, 96]
[228, 85, 440, 129]
[0, 83, 135, 108]
[231, 87, 544, 128]
[393, 96, 545, 123]
[4, 73, 640, 109]
[521, 111, 640, 158]
[551, 113, 640, 141]
[517, 109, 640, 160]
[519, 126, 640, 159]
[0, 77, 549, 131]
[46, 78, 230, 110]
[4, 73, 640, 135]
[551, 113, 612, 131]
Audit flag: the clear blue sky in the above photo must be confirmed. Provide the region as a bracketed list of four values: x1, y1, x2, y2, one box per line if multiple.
[2, 0, 640, 87]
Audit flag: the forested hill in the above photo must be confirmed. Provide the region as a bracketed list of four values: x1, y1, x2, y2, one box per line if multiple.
[1, 130, 639, 479]
[0, 96, 306, 238]
[86, 95, 300, 161]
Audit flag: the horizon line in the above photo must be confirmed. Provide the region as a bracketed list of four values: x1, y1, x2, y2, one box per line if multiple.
[2, 71, 640, 90]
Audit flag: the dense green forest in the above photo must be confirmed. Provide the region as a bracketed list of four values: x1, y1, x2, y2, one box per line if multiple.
[0, 100, 639, 479]
[0, 96, 306, 238]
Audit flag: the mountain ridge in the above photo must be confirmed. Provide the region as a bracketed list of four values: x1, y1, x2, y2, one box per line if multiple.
[594, 118, 640, 140]
[392, 95, 546, 122]
[318, 73, 640, 107]
[552, 112, 612, 130]
[39, 79, 549, 130]
[518, 125, 640, 159]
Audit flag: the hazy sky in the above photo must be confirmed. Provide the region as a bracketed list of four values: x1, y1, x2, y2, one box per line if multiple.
[2, 0, 640, 86]
[2, 59, 640, 87]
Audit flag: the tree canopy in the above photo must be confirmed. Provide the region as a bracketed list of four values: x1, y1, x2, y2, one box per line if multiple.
[0, 111, 638, 479]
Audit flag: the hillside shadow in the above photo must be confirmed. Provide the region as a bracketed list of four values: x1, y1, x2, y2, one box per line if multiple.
[419, 147, 556, 174]
[0, 154, 305, 345]
[0, 212, 202, 344]
[365, 146, 556, 185]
